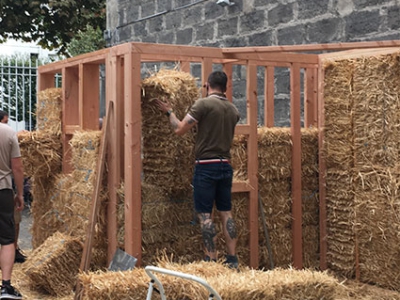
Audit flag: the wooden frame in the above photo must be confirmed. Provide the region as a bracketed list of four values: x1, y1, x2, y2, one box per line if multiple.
[37, 40, 400, 270]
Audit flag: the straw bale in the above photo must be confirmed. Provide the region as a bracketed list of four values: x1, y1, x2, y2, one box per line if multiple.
[17, 130, 62, 178]
[301, 128, 319, 175]
[303, 225, 319, 269]
[23, 232, 83, 297]
[79, 260, 338, 300]
[352, 53, 400, 169]
[141, 68, 199, 198]
[258, 127, 292, 180]
[323, 61, 354, 171]
[36, 87, 62, 135]
[354, 168, 400, 291]
[231, 134, 248, 181]
[69, 130, 102, 171]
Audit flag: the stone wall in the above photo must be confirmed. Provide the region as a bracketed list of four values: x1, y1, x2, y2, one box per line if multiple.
[106, 0, 400, 125]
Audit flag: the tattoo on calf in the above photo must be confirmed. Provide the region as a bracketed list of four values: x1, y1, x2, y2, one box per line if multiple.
[171, 119, 178, 130]
[201, 220, 216, 253]
[226, 218, 237, 239]
[187, 118, 195, 124]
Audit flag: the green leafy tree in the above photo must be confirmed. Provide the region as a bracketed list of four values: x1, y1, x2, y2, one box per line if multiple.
[67, 24, 105, 57]
[0, 0, 106, 55]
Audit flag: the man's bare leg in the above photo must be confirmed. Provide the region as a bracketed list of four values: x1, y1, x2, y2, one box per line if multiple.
[0, 243, 15, 281]
[198, 213, 217, 260]
[219, 211, 237, 256]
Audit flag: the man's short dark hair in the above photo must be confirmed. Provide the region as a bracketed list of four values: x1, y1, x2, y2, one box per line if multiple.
[208, 71, 228, 93]
[0, 110, 8, 122]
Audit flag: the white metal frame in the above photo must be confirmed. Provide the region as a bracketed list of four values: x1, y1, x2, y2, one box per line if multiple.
[145, 266, 222, 300]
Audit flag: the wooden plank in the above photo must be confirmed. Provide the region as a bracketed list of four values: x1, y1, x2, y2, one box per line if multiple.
[105, 54, 120, 265]
[304, 67, 317, 128]
[318, 47, 400, 61]
[221, 40, 400, 54]
[317, 60, 327, 271]
[74, 101, 112, 300]
[80, 64, 100, 130]
[247, 62, 259, 268]
[223, 64, 233, 101]
[290, 63, 303, 269]
[124, 52, 143, 265]
[179, 61, 191, 73]
[202, 58, 213, 98]
[313, 68, 318, 126]
[223, 52, 318, 64]
[264, 66, 274, 127]
[117, 57, 125, 179]
[38, 73, 55, 91]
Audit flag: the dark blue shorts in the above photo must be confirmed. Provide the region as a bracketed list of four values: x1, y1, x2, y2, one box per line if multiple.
[0, 189, 16, 245]
[193, 162, 233, 213]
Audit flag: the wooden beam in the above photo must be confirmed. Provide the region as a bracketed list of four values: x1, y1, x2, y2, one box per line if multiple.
[247, 62, 259, 269]
[131, 42, 224, 59]
[124, 51, 143, 265]
[201, 58, 213, 98]
[304, 67, 317, 128]
[290, 63, 303, 269]
[222, 40, 400, 54]
[232, 180, 252, 193]
[264, 66, 275, 127]
[235, 124, 251, 135]
[223, 52, 318, 64]
[317, 60, 327, 271]
[65, 125, 81, 135]
[80, 64, 100, 130]
[105, 54, 120, 265]
[74, 101, 112, 300]
[223, 63, 233, 101]
[318, 47, 400, 61]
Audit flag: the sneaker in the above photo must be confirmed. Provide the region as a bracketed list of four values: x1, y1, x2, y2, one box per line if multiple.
[223, 255, 239, 270]
[0, 284, 23, 300]
[203, 255, 217, 262]
[14, 248, 27, 264]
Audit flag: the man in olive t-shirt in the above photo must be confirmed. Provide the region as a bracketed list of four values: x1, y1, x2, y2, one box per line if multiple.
[155, 71, 240, 269]
[0, 111, 24, 299]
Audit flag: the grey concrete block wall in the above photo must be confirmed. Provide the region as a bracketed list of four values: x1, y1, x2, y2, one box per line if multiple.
[106, 0, 400, 126]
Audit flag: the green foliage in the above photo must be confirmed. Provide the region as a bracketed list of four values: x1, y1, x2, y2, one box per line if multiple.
[0, 0, 106, 55]
[67, 25, 105, 57]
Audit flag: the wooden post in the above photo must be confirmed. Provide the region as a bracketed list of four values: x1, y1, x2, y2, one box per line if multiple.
[180, 61, 191, 73]
[247, 62, 259, 268]
[202, 58, 213, 97]
[264, 66, 275, 127]
[304, 67, 317, 128]
[124, 51, 143, 265]
[38, 73, 55, 91]
[290, 63, 303, 269]
[317, 60, 327, 271]
[223, 63, 233, 101]
[105, 53, 120, 264]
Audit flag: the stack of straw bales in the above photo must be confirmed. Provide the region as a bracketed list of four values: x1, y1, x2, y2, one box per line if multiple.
[78, 259, 339, 300]
[322, 50, 400, 289]
[141, 68, 199, 199]
[23, 232, 83, 297]
[25, 88, 63, 248]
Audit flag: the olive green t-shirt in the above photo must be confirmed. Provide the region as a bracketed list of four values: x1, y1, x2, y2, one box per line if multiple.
[0, 123, 21, 190]
[188, 95, 240, 159]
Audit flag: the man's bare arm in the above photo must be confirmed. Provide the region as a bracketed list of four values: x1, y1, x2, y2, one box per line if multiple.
[11, 157, 24, 211]
[168, 114, 197, 136]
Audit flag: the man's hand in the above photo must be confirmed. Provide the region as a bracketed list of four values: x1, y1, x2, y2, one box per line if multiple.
[15, 194, 24, 212]
[154, 99, 172, 114]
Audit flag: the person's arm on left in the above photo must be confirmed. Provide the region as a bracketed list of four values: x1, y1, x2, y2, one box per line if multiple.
[155, 99, 197, 136]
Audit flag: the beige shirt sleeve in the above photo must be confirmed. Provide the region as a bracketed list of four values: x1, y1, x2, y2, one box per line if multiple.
[10, 132, 21, 158]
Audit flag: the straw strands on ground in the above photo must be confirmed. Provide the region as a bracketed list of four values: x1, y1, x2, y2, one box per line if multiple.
[36, 88, 62, 135]
[17, 131, 62, 178]
[141, 68, 199, 198]
[78, 259, 339, 300]
[22, 232, 83, 297]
